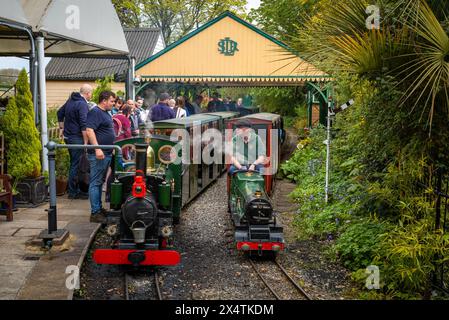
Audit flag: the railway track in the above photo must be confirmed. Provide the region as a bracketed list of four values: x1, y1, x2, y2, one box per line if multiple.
[124, 270, 163, 300]
[249, 258, 312, 300]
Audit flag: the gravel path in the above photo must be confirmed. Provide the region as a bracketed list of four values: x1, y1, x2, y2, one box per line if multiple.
[160, 177, 274, 300]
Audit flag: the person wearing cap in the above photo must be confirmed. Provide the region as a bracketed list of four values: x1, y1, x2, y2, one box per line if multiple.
[150, 93, 176, 121]
[228, 119, 266, 175]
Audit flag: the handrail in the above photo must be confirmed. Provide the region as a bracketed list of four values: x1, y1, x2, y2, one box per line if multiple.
[41, 142, 122, 247]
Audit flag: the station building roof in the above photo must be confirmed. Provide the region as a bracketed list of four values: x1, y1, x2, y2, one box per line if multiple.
[136, 11, 330, 87]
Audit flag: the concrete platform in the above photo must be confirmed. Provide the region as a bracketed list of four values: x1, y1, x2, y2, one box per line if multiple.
[0, 196, 100, 300]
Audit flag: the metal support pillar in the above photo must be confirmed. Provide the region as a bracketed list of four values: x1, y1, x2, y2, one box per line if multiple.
[307, 88, 312, 128]
[48, 145, 57, 232]
[131, 57, 136, 100]
[37, 36, 49, 172]
[38, 141, 68, 248]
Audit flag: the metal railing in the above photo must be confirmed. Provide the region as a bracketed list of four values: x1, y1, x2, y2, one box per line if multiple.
[41, 141, 121, 248]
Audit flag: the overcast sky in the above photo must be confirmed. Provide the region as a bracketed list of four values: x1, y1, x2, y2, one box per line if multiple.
[0, 0, 261, 72]
[246, 0, 261, 11]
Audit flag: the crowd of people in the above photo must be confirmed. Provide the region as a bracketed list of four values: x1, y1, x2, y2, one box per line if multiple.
[56, 85, 250, 223]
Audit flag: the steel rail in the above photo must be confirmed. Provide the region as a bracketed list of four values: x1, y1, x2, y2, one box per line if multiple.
[124, 273, 130, 300]
[124, 271, 163, 300]
[154, 270, 163, 300]
[274, 259, 312, 300]
[248, 259, 282, 300]
[248, 258, 312, 300]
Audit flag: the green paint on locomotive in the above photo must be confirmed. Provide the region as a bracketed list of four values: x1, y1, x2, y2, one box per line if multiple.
[230, 171, 270, 222]
[112, 135, 183, 220]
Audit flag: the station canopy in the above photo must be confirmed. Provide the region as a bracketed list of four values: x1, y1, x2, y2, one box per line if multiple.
[0, 0, 128, 57]
[136, 11, 329, 87]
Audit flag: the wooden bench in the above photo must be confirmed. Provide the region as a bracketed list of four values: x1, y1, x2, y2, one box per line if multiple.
[0, 174, 13, 221]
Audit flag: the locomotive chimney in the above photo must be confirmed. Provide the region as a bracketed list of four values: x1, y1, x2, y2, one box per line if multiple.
[135, 144, 148, 173]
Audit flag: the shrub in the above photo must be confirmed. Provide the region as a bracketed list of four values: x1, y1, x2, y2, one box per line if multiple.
[3, 69, 41, 180]
[92, 75, 114, 104]
[55, 139, 70, 179]
[335, 219, 390, 271]
[375, 218, 449, 295]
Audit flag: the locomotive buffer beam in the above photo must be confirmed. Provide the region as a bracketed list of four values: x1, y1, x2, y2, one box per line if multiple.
[235, 223, 284, 252]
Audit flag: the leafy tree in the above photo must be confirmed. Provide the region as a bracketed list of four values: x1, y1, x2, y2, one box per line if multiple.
[3, 69, 41, 180]
[112, 0, 247, 44]
[113, 0, 142, 28]
[250, 87, 305, 117]
[92, 76, 114, 104]
[248, 0, 321, 44]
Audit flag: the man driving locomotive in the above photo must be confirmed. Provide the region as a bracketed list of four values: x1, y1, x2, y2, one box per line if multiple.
[228, 119, 267, 175]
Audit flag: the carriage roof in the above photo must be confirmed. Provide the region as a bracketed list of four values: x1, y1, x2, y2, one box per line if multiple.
[241, 112, 281, 123]
[153, 114, 221, 128]
[203, 111, 240, 119]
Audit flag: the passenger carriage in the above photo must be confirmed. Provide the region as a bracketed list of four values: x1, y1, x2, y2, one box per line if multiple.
[151, 114, 221, 208]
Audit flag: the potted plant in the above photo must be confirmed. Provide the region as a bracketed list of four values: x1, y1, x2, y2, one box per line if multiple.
[3, 69, 45, 206]
[55, 139, 70, 196]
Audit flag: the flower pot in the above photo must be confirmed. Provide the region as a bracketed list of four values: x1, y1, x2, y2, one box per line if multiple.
[56, 177, 68, 196]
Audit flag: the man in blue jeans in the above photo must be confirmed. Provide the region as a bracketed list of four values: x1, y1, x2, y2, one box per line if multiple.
[57, 84, 92, 199]
[86, 91, 116, 223]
